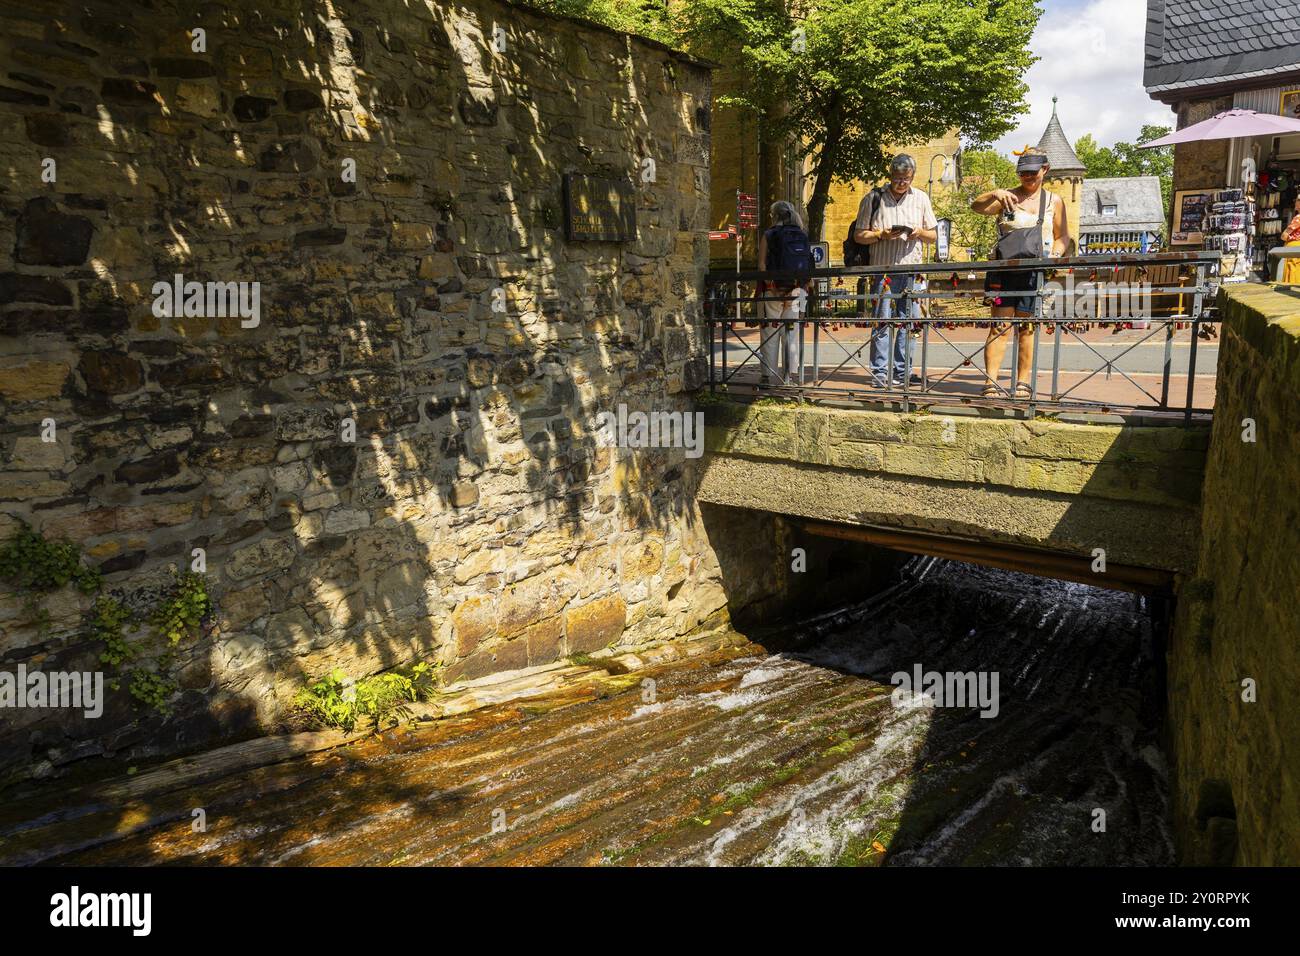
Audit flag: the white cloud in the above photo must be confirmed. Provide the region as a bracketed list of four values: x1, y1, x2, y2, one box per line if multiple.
[991, 0, 1175, 156]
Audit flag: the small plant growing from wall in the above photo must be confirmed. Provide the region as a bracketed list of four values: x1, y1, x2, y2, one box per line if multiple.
[0, 526, 214, 714]
[293, 662, 440, 733]
[151, 570, 212, 646]
[0, 522, 101, 628]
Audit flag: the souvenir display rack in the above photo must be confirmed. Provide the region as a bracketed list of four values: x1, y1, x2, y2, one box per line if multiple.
[1254, 161, 1298, 278]
[1194, 187, 1253, 280]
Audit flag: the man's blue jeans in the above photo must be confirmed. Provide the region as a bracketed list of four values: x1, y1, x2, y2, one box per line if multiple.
[869, 273, 915, 381]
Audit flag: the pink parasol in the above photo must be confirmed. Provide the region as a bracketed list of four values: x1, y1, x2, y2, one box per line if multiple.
[1139, 109, 1300, 148]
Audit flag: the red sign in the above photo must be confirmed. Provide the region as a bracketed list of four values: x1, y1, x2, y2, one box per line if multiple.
[736, 191, 758, 229]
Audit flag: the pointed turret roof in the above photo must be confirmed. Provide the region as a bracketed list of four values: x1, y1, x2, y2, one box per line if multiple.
[1035, 97, 1086, 177]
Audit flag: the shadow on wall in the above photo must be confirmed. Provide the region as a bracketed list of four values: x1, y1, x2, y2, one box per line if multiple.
[0, 0, 720, 792]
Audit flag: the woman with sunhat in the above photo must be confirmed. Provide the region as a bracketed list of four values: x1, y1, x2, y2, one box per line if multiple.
[969, 147, 1071, 398]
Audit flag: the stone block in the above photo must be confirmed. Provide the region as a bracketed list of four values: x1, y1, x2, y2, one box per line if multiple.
[452, 594, 495, 656]
[0, 361, 68, 400]
[174, 81, 221, 117]
[1014, 423, 1122, 462]
[565, 594, 627, 654]
[11, 437, 65, 470]
[265, 607, 316, 651]
[621, 538, 663, 581]
[912, 415, 969, 449]
[79, 351, 143, 394]
[524, 615, 565, 666]
[376, 561, 426, 613]
[227, 537, 297, 582]
[883, 443, 979, 482]
[828, 409, 911, 444]
[498, 570, 573, 638]
[391, 222, 434, 251]
[827, 440, 885, 471]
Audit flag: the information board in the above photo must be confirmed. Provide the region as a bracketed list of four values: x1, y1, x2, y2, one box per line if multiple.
[563, 174, 637, 242]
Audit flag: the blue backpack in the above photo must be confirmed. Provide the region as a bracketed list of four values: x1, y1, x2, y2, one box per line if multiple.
[766, 223, 813, 275]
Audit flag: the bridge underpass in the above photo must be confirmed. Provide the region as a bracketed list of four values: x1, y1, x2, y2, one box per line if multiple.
[792, 519, 1175, 595]
[698, 399, 1210, 576]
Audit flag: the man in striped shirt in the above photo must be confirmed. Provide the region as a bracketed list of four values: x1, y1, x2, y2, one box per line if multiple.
[853, 154, 937, 386]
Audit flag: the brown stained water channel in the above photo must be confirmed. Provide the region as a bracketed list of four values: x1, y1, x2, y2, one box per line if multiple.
[4, 557, 1172, 866]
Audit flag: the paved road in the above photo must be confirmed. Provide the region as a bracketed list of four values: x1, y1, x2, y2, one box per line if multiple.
[718, 334, 1219, 377]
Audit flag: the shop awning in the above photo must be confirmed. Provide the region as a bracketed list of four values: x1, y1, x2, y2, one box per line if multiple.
[1140, 109, 1300, 148]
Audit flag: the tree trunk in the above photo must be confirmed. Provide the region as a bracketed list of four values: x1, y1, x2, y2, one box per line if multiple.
[806, 96, 845, 242]
[757, 99, 790, 230]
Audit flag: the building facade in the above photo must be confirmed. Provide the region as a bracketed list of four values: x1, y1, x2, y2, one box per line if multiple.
[1144, 0, 1300, 274]
[1077, 176, 1166, 255]
[1032, 98, 1086, 253]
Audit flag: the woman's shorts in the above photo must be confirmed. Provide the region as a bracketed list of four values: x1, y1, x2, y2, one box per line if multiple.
[984, 268, 1040, 315]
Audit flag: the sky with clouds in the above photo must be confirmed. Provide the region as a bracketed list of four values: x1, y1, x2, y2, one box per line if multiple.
[990, 0, 1177, 156]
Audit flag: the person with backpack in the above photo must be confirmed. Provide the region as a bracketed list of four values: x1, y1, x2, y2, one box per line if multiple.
[852, 154, 938, 387]
[756, 200, 814, 385]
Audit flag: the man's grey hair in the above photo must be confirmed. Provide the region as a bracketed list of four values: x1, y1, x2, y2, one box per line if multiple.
[889, 154, 917, 174]
[770, 199, 804, 230]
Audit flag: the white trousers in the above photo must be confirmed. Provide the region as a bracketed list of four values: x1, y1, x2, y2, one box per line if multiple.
[759, 296, 802, 383]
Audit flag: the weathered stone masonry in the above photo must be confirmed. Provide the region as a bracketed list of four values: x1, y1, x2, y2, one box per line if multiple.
[0, 1, 787, 784]
[1168, 284, 1300, 866]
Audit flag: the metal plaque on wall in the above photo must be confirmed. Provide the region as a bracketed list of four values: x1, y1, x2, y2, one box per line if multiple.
[563, 173, 637, 242]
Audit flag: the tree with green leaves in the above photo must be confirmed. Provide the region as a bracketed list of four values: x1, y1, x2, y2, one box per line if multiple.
[932, 148, 1016, 258]
[1074, 125, 1174, 212]
[671, 0, 1040, 240]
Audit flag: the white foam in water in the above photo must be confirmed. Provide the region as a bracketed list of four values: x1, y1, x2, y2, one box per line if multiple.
[629, 702, 666, 719]
[682, 707, 932, 867]
[737, 665, 790, 688]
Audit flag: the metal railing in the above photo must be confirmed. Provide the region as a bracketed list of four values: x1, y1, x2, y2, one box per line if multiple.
[705, 251, 1222, 421]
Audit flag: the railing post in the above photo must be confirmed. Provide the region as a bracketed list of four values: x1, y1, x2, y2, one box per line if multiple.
[708, 285, 716, 395]
[1051, 320, 1062, 401]
[812, 318, 820, 385]
[1185, 263, 1205, 421]
[920, 321, 929, 391]
[790, 316, 800, 387]
[721, 289, 729, 386]
[888, 322, 897, 397]
[1160, 315, 1174, 408]
[1029, 321, 1041, 417]
[1009, 306, 1020, 406]
[1027, 267, 1044, 416]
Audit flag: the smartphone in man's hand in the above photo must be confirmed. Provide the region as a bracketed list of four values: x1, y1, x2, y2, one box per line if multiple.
[891, 225, 913, 237]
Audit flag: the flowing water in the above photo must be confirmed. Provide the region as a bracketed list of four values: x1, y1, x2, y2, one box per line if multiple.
[19, 557, 1173, 866]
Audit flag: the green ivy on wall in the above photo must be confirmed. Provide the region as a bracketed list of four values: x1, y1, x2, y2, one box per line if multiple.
[0, 524, 212, 715]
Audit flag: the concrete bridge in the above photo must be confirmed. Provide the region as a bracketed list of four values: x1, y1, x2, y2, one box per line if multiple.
[699, 399, 1208, 589]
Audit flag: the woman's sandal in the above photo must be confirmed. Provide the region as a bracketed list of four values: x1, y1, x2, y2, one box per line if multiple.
[981, 383, 999, 398]
[1014, 382, 1033, 398]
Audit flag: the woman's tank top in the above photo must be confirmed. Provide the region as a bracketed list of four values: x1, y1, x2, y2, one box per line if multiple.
[997, 189, 1057, 257]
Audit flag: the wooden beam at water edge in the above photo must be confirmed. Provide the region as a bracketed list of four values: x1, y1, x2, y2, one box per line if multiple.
[793, 520, 1176, 595]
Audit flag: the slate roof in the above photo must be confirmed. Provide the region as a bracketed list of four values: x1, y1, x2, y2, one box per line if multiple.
[1078, 177, 1167, 231]
[1145, 0, 1300, 99]
[1035, 99, 1086, 176]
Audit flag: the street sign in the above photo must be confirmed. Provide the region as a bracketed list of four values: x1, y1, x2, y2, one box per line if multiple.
[935, 219, 951, 262]
[736, 190, 758, 229]
[811, 242, 830, 266]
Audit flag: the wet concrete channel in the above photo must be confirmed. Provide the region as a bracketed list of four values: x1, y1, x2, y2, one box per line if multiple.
[4, 557, 1173, 866]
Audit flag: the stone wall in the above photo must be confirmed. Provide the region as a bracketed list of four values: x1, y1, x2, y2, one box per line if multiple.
[1168, 285, 1300, 866]
[700, 400, 1209, 572]
[1171, 96, 1233, 208]
[0, 0, 774, 785]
